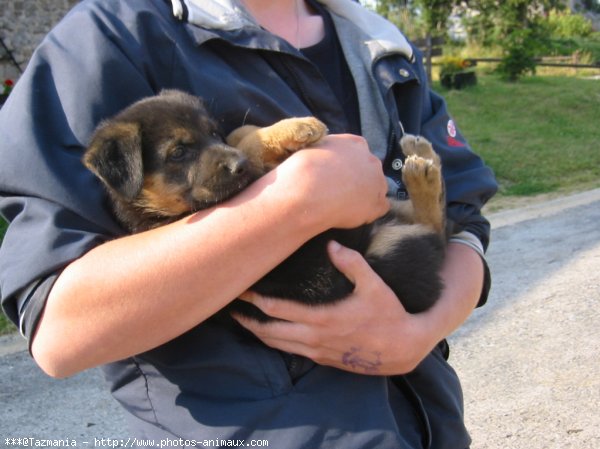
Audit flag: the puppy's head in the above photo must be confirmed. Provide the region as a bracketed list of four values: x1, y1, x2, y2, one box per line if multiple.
[84, 90, 260, 230]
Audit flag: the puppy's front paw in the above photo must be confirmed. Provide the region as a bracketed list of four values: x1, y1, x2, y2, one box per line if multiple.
[400, 134, 437, 160]
[400, 134, 442, 190]
[284, 117, 328, 149]
[402, 152, 445, 235]
[402, 154, 442, 192]
[238, 117, 328, 170]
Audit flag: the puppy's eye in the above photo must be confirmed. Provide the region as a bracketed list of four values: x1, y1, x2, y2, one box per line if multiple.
[168, 146, 188, 162]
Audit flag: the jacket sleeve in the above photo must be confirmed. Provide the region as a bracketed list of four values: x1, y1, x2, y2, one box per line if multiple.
[0, 1, 173, 338]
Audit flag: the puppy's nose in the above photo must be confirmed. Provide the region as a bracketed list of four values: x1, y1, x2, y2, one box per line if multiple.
[221, 156, 250, 176]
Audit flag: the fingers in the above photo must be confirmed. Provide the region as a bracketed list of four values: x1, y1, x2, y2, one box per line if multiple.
[233, 313, 317, 357]
[231, 242, 414, 374]
[326, 240, 393, 304]
[326, 240, 363, 285]
[237, 290, 327, 325]
[232, 295, 324, 360]
[236, 240, 402, 327]
[301, 134, 390, 227]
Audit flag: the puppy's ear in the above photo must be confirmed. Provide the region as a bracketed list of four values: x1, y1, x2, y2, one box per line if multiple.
[83, 121, 144, 199]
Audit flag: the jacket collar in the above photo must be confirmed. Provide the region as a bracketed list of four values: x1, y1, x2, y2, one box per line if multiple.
[170, 0, 413, 60]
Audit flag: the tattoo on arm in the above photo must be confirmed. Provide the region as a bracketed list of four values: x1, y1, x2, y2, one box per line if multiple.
[341, 347, 382, 374]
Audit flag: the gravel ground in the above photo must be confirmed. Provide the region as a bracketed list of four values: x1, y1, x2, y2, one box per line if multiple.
[1, 188, 599, 448]
[450, 188, 600, 449]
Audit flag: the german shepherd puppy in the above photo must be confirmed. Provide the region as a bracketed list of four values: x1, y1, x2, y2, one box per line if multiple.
[83, 90, 446, 319]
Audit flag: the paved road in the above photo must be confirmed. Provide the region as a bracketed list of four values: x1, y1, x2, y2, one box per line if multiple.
[1, 188, 600, 448]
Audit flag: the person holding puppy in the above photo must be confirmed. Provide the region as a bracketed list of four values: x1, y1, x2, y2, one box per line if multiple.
[0, 0, 497, 447]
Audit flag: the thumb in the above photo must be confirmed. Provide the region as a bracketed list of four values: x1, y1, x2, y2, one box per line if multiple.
[327, 240, 408, 314]
[327, 240, 374, 288]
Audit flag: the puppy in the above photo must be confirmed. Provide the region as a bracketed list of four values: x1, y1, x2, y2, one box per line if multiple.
[83, 89, 447, 319]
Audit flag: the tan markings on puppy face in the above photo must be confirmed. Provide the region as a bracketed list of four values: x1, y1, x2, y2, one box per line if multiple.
[166, 127, 195, 151]
[365, 222, 433, 260]
[151, 127, 198, 166]
[135, 173, 192, 217]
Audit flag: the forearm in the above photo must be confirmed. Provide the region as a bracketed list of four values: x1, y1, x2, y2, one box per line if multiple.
[412, 242, 484, 352]
[33, 167, 322, 377]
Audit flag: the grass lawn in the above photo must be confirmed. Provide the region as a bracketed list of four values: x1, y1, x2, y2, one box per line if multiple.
[0, 74, 599, 334]
[437, 74, 600, 200]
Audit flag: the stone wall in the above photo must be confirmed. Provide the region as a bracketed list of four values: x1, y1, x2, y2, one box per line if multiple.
[0, 0, 78, 80]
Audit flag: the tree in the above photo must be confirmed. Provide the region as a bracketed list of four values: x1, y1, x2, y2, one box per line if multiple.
[415, 0, 456, 36]
[373, 0, 571, 82]
[373, 0, 423, 41]
[456, 0, 564, 81]
[495, 1, 564, 81]
[578, 0, 600, 13]
[457, 1, 505, 46]
[375, 1, 457, 81]
[374, 0, 410, 17]
[417, 0, 457, 81]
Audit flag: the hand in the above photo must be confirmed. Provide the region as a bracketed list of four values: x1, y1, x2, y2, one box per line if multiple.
[233, 240, 437, 376]
[277, 134, 390, 230]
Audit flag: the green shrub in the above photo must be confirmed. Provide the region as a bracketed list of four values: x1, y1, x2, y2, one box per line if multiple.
[547, 8, 593, 38]
[496, 29, 539, 81]
[575, 32, 600, 62]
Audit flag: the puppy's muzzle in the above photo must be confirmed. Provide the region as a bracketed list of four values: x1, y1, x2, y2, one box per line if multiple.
[189, 144, 261, 208]
[219, 152, 251, 177]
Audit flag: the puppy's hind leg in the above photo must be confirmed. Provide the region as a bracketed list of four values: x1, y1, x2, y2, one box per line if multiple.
[400, 135, 445, 236]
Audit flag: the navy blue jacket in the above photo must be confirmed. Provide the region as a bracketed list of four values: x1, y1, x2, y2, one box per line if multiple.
[0, 0, 497, 447]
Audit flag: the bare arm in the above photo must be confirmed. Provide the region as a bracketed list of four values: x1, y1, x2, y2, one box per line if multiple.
[235, 241, 484, 375]
[32, 135, 389, 378]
